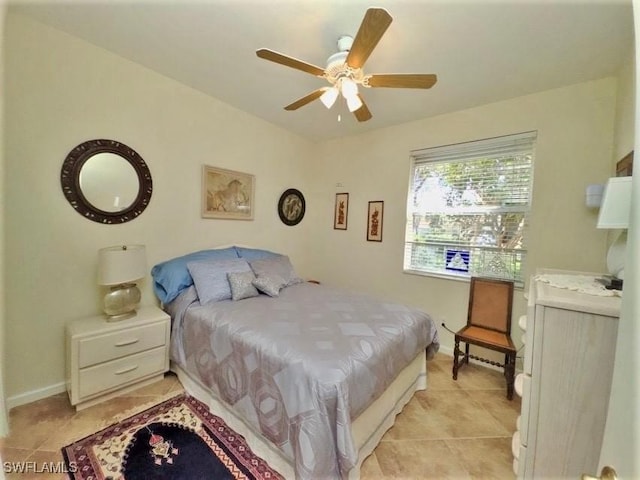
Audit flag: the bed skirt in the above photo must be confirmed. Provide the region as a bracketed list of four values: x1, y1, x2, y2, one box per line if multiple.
[171, 350, 427, 479]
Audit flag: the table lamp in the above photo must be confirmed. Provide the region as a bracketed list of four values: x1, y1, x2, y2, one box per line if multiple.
[597, 177, 632, 288]
[97, 245, 147, 321]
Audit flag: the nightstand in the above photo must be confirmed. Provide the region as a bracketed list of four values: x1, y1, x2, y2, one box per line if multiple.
[66, 305, 170, 410]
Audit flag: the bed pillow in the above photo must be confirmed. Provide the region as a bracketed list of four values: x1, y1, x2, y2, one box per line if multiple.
[151, 247, 239, 304]
[235, 246, 281, 261]
[252, 274, 287, 297]
[249, 255, 303, 287]
[227, 271, 259, 301]
[187, 258, 251, 304]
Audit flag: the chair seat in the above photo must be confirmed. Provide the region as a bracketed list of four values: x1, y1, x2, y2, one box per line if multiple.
[456, 325, 516, 351]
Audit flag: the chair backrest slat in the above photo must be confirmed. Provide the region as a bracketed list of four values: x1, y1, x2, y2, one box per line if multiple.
[467, 277, 514, 334]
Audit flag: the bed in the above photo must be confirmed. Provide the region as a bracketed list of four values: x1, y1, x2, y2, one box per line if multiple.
[152, 246, 439, 479]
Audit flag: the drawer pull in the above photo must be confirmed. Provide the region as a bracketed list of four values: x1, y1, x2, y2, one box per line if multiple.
[115, 338, 140, 347]
[115, 365, 139, 375]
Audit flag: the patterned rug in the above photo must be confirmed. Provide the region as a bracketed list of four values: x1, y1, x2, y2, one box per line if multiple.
[62, 394, 284, 480]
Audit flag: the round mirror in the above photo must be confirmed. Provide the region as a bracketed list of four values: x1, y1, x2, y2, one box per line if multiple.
[61, 139, 152, 224]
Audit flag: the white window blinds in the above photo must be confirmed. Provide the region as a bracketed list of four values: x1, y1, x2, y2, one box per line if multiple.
[404, 131, 536, 285]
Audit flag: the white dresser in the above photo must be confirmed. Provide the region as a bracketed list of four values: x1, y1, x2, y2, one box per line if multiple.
[66, 305, 170, 410]
[513, 272, 621, 479]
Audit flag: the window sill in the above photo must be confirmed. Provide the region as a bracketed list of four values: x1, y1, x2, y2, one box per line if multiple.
[403, 268, 525, 290]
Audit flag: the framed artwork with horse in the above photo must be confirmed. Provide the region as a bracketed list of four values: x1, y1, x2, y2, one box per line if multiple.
[202, 165, 255, 220]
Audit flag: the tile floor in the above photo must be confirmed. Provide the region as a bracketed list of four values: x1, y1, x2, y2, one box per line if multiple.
[0, 353, 520, 479]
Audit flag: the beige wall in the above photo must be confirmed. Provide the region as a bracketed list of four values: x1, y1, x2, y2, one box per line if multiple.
[306, 78, 618, 357]
[613, 47, 636, 162]
[4, 13, 314, 402]
[3, 11, 624, 404]
[0, 0, 8, 435]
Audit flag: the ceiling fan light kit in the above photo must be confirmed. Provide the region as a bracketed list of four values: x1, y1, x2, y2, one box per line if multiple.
[256, 7, 437, 122]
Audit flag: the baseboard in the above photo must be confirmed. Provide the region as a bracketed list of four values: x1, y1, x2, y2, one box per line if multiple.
[6, 382, 66, 410]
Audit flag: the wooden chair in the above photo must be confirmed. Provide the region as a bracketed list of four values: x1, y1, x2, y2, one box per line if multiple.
[452, 277, 517, 400]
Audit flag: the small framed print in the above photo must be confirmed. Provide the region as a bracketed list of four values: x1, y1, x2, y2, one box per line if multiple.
[616, 151, 633, 176]
[334, 193, 349, 230]
[367, 201, 384, 242]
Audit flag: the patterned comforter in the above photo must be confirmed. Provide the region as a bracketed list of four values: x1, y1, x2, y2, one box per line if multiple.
[169, 282, 439, 479]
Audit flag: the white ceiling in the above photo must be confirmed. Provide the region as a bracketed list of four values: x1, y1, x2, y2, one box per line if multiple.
[10, 0, 634, 142]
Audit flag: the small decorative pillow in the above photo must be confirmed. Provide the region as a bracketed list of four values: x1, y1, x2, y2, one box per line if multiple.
[227, 271, 259, 301]
[249, 256, 303, 287]
[252, 274, 287, 297]
[187, 258, 251, 304]
[150, 247, 239, 304]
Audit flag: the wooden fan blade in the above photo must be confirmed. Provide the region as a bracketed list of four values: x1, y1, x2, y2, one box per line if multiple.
[256, 49, 325, 77]
[346, 8, 393, 69]
[367, 74, 438, 89]
[353, 94, 372, 122]
[284, 88, 327, 111]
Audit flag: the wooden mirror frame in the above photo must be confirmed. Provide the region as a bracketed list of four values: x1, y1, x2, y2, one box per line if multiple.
[60, 139, 152, 224]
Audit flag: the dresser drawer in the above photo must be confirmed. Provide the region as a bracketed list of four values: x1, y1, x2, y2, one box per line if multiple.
[78, 346, 166, 399]
[78, 321, 167, 368]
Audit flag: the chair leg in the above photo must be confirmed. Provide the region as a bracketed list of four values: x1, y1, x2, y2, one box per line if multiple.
[505, 353, 516, 400]
[464, 343, 470, 364]
[453, 339, 460, 380]
[504, 353, 508, 377]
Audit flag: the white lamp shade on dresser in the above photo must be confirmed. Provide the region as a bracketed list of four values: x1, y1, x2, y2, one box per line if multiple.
[597, 177, 632, 229]
[97, 245, 147, 286]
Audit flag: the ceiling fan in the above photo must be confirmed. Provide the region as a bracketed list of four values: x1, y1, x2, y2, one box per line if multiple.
[256, 7, 437, 122]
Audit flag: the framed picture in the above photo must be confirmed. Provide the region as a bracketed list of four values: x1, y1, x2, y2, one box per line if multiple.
[616, 151, 633, 177]
[278, 188, 306, 226]
[334, 193, 349, 230]
[202, 165, 254, 220]
[367, 201, 384, 242]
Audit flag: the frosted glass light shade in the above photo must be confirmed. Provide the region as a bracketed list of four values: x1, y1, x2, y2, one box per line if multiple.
[597, 177, 632, 229]
[97, 245, 147, 286]
[340, 77, 358, 98]
[320, 87, 339, 109]
[345, 94, 363, 112]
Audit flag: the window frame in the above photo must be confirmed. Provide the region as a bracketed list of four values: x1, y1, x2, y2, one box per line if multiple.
[403, 131, 536, 287]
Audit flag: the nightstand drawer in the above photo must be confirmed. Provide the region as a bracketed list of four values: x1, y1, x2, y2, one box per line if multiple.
[79, 346, 166, 399]
[78, 321, 167, 368]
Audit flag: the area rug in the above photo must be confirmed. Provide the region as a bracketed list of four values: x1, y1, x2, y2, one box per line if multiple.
[62, 393, 284, 480]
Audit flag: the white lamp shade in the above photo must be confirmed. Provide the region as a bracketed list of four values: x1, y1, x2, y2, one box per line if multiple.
[597, 177, 632, 229]
[98, 245, 147, 286]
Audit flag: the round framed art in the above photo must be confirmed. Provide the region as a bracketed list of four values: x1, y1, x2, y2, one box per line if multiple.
[278, 188, 305, 226]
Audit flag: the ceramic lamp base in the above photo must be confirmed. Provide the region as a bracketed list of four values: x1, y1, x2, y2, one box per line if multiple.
[606, 230, 627, 280]
[104, 283, 141, 321]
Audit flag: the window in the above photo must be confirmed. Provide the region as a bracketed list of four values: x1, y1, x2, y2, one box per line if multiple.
[404, 132, 536, 286]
